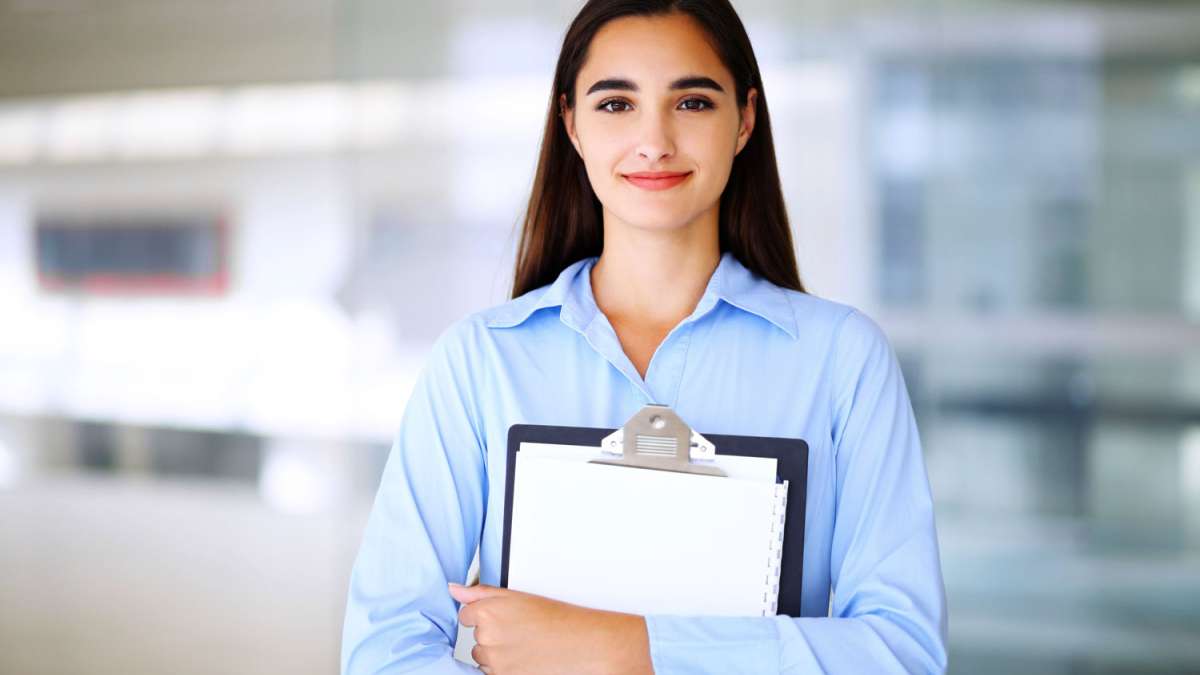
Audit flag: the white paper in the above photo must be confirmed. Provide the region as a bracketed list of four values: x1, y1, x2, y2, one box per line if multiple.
[507, 443, 786, 617]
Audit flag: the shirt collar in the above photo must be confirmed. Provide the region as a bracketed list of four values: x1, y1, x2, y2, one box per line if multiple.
[483, 251, 798, 339]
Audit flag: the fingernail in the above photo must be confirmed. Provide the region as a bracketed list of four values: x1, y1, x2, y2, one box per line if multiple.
[448, 582, 462, 588]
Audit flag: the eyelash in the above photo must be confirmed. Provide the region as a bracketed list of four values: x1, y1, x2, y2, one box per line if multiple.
[595, 97, 714, 113]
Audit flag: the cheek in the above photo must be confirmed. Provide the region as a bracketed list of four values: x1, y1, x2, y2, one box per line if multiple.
[577, 137, 625, 191]
[683, 129, 735, 180]
[689, 117, 738, 157]
[579, 131, 623, 171]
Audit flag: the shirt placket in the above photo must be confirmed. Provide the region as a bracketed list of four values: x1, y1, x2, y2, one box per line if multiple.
[570, 257, 727, 406]
[582, 314, 656, 402]
[583, 294, 721, 406]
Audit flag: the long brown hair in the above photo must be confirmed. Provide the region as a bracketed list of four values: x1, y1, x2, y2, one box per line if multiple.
[510, 0, 805, 298]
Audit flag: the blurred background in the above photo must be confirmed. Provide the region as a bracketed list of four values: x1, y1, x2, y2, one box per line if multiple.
[1, 0, 1198, 673]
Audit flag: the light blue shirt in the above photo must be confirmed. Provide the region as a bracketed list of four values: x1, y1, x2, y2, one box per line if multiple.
[342, 251, 948, 674]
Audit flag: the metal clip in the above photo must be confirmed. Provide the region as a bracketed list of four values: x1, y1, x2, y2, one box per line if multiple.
[591, 404, 726, 477]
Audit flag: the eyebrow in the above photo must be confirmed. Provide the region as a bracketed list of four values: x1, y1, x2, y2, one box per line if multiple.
[584, 75, 725, 96]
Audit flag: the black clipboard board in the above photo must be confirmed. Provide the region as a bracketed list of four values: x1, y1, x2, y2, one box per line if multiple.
[500, 421, 809, 617]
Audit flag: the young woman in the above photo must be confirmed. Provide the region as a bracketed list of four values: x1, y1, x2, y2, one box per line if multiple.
[342, 1, 947, 673]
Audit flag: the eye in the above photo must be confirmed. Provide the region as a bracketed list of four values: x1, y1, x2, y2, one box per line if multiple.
[679, 97, 714, 111]
[596, 98, 631, 113]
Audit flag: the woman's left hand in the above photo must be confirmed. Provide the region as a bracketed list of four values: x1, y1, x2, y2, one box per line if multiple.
[448, 582, 654, 675]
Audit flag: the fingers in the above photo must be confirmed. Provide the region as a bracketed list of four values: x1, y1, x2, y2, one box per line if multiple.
[472, 644, 491, 671]
[447, 582, 472, 605]
[448, 582, 507, 604]
[457, 598, 494, 632]
[457, 603, 475, 628]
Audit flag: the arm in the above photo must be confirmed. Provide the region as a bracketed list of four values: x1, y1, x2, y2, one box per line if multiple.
[341, 320, 487, 674]
[644, 310, 948, 674]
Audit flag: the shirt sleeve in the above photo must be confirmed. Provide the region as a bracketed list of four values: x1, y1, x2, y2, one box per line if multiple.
[341, 319, 487, 674]
[643, 309, 948, 674]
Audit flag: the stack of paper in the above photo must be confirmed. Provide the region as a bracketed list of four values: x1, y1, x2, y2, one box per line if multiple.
[507, 443, 788, 617]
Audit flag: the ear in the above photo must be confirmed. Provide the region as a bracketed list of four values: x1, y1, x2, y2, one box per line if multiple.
[560, 93, 583, 157]
[734, 87, 758, 157]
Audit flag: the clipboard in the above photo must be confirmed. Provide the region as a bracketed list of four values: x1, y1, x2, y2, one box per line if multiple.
[500, 404, 809, 617]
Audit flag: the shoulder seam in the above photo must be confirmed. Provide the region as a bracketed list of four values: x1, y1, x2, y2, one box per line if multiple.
[829, 307, 858, 460]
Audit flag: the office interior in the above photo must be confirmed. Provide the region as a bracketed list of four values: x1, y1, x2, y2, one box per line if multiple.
[0, 1, 1198, 673]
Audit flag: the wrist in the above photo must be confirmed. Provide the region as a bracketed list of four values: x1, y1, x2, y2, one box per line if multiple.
[606, 612, 654, 675]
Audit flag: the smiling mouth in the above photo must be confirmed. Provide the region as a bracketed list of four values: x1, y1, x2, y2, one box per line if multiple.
[623, 172, 692, 191]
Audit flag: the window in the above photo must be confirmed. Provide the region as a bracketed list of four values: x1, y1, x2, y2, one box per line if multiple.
[35, 211, 229, 295]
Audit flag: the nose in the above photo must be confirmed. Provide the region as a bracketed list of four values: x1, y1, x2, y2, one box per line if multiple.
[634, 107, 675, 163]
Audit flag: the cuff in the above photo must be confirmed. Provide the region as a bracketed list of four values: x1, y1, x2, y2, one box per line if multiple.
[643, 614, 780, 674]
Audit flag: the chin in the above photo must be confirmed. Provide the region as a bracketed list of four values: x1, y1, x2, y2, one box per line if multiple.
[622, 214, 694, 231]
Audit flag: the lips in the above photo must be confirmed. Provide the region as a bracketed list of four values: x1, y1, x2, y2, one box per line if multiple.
[623, 171, 692, 191]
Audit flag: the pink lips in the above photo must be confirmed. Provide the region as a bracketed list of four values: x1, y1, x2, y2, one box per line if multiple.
[623, 171, 692, 191]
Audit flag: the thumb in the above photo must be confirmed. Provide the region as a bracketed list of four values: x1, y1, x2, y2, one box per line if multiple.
[448, 582, 507, 604]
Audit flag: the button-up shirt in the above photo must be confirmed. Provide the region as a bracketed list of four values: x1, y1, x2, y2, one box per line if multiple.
[341, 251, 948, 673]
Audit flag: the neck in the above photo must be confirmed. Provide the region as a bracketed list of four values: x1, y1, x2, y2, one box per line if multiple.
[590, 207, 721, 328]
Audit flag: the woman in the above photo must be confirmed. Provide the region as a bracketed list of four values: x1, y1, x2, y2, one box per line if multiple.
[342, 1, 947, 673]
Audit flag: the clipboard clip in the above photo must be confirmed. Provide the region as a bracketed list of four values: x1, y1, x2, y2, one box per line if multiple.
[591, 404, 726, 477]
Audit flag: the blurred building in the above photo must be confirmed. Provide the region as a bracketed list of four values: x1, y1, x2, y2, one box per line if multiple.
[0, 1, 1198, 674]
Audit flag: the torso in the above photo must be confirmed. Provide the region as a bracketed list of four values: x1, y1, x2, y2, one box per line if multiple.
[467, 254, 861, 619]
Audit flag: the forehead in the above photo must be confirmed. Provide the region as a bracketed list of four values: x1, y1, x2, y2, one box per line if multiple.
[579, 13, 730, 89]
